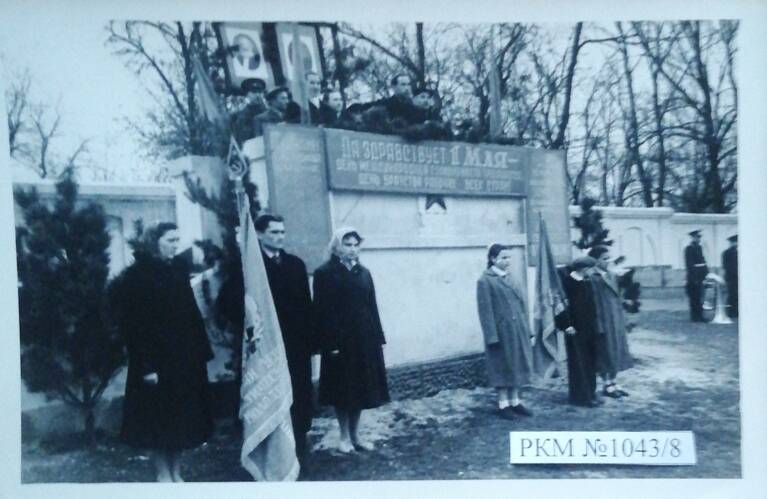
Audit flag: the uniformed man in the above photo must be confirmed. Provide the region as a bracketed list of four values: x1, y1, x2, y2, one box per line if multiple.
[722, 234, 738, 319]
[684, 229, 708, 322]
[231, 78, 267, 145]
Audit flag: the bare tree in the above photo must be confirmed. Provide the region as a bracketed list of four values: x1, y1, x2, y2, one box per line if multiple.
[635, 20, 737, 213]
[106, 21, 228, 162]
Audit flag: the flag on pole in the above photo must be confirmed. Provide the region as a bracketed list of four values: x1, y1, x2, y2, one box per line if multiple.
[238, 185, 299, 481]
[532, 215, 569, 380]
[191, 52, 229, 130]
[488, 24, 502, 138]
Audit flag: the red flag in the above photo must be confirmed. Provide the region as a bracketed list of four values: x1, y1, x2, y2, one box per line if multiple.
[533, 215, 568, 379]
[238, 192, 299, 481]
[191, 53, 228, 130]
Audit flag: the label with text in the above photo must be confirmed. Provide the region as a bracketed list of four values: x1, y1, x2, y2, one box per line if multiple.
[324, 129, 528, 197]
[510, 431, 696, 465]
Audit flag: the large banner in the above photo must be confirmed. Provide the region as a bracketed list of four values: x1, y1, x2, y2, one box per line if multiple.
[525, 149, 572, 265]
[324, 129, 529, 197]
[263, 125, 332, 273]
[261, 125, 571, 269]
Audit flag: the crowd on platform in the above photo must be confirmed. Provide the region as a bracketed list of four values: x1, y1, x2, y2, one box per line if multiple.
[230, 72, 502, 147]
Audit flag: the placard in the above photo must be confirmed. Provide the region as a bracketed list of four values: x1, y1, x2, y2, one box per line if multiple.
[526, 148, 572, 265]
[324, 129, 528, 197]
[263, 125, 332, 273]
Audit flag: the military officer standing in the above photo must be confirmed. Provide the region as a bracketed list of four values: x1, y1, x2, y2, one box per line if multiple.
[684, 229, 708, 322]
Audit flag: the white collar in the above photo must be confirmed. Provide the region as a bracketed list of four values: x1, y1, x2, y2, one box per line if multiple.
[570, 271, 584, 281]
[262, 246, 280, 259]
[490, 265, 507, 277]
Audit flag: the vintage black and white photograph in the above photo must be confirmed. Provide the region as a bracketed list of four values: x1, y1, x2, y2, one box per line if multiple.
[0, 1, 765, 497]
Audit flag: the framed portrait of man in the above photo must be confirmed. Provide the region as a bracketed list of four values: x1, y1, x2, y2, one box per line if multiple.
[218, 22, 274, 89]
[275, 23, 322, 98]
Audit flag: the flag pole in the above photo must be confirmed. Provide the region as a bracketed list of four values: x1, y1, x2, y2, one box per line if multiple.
[291, 22, 310, 125]
[488, 23, 502, 138]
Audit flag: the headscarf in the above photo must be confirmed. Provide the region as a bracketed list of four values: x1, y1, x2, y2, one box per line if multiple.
[327, 226, 364, 260]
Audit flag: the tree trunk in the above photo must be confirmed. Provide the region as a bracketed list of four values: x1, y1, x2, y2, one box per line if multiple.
[177, 22, 202, 155]
[314, 24, 328, 81]
[330, 24, 346, 105]
[616, 22, 654, 207]
[650, 65, 668, 206]
[551, 22, 583, 150]
[415, 23, 426, 86]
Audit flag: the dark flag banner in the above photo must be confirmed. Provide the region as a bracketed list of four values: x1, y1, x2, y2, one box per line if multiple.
[533, 215, 568, 379]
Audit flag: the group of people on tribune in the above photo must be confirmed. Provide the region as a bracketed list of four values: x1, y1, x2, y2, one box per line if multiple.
[477, 244, 632, 418]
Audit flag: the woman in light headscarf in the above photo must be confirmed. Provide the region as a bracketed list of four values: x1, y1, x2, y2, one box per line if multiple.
[313, 227, 389, 453]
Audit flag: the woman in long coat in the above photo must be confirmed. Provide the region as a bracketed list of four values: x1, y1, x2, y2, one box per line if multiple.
[111, 222, 213, 482]
[476, 244, 535, 419]
[588, 246, 632, 398]
[313, 227, 389, 453]
[554, 256, 602, 407]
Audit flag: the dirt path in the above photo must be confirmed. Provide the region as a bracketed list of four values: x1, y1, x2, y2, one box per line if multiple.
[22, 308, 740, 482]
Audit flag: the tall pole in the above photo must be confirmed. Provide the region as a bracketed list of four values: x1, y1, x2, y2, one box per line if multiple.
[488, 23, 502, 138]
[291, 23, 310, 125]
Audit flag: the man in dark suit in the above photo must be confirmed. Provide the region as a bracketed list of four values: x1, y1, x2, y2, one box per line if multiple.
[373, 73, 418, 125]
[319, 89, 344, 127]
[305, 71, 322, 124]
[684, 229, 708, 322]
[255, 214, 315, 466]
[722, 234, 738, 319]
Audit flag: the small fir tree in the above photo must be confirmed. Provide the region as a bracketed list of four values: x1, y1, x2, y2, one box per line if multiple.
[572, 197, 640, 313]
[15, 170, 125, 438]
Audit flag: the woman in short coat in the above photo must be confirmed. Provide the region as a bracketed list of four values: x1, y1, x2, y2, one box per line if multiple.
[476, 244, 535, 419]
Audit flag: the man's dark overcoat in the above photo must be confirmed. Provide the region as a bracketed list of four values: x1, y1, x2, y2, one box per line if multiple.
[261, 249, 315, 439]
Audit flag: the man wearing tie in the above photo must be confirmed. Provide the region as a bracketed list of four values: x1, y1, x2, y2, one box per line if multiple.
[684, 229, 709, 322]
[255, 214, 315, 468]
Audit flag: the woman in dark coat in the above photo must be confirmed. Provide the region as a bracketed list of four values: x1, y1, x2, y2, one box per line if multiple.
[476, 244, 535, 420]
[111, 222, 213, 481]
[313, 227, 389, 453]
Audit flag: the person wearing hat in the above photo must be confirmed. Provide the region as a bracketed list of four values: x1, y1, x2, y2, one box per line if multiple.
[554, 256, 603, 407]
[253, 86, 290, 136]
[587, 246, 632, 398]
[231, 78, 267, 145]
[684, 229, 709, 322]
[722, 234, 738, 319]
[313, 227, 390, 453]
[476, 243, 535, 420]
